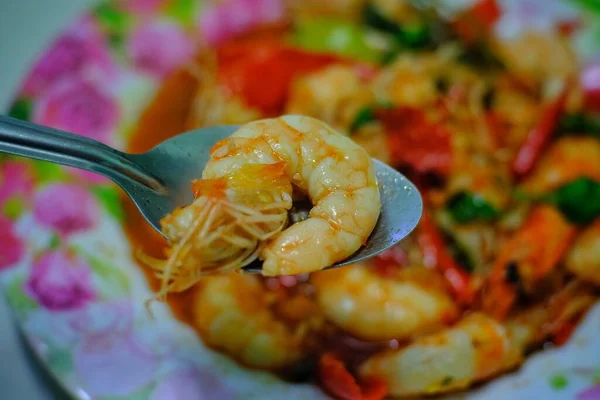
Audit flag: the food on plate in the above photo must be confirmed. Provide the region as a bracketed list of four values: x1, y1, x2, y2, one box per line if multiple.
[149, 115, 380, 297]
[125, 0, 600, 398]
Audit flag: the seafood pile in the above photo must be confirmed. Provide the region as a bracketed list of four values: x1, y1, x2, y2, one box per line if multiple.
[130, 0, 600, 398]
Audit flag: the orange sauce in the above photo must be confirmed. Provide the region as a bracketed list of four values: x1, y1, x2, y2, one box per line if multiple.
[122, 65, 200, 325]
[121, 23, 296, 326]
[120, 37, 395, 382]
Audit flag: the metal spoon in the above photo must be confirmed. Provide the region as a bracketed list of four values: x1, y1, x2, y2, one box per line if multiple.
[0, 115, 422, 272]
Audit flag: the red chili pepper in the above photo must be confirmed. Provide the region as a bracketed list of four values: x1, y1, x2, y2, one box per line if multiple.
[512, 90, 568, 179]
[452, 0, 501, 44]
[416, 208, 474, 304]
[217, 39, 345, 115]
[377, 107, 452, 177]
[319, 352, 388, 400]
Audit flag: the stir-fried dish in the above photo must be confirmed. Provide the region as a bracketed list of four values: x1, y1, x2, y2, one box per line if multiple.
[124, 0, 600, 398]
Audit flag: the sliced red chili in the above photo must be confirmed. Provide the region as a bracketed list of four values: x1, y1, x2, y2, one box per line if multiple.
[417, 208, 475, 304]
[512, 90, 568, 179]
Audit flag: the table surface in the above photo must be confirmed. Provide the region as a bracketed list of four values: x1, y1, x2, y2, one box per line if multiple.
[0, 1, 96, 398]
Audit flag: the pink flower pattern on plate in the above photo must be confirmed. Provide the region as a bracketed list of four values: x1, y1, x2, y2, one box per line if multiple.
[0, 160, 35, 205]
[25, 249, 95, 310]
[127, 21, 193, 78]
[33, 77, 119, 144]
[150, 363, 236, 400]
[578, 385, 600, 400]
[33, 183, 98, 237]
[73, 330, 160, 397]
[198, 0, 286, 46]
[0, 215, 25, 270]
[22, 16, 116, 97]
[69, 168, 111, 185]
[117, 0, 166, 14]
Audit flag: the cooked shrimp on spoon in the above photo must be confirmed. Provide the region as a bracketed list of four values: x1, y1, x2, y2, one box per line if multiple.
[0, 114, 422, 289]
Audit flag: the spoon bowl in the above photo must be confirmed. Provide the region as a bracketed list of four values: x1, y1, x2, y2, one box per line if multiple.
[0, 115, 423, 272]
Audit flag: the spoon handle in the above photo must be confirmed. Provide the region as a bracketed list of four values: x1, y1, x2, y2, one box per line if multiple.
[0, 115, 164, 191]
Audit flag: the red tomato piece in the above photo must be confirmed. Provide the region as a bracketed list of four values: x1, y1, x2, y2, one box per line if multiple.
[217, 39, 343, 115]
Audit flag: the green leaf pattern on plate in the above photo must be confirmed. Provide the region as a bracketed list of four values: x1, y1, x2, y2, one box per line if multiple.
[5, 275, 38, 317]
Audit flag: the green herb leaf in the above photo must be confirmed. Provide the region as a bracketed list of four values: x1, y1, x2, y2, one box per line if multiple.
[8, 99, 32, 121]
[363, 4, 433, 59]
[446, 191, 500, 223]
[457, 43, 504, 70]
[349, 101, 394, 133]
[547, 177, 600, 225]
[395, 22, 431, 49]
[556, 112, 600, 137]
[549, 374, 568, 390]
[350, 106, 376, 132]
[363, 4, 401, 34]
[91, 185, 125, 222]
[449, 238, 475, 272]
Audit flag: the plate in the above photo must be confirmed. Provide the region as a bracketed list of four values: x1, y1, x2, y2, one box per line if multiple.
[1, 1, 600, 399]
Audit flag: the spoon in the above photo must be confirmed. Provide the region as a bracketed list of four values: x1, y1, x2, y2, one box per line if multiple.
[0, 115, 423, 272]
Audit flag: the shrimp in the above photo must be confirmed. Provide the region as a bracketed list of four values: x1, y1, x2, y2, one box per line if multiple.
[521, 137, 600, 193]
[372, 47, 462, 109]
[482, 205, 577, 319]
[493, 32, 577, 85]
[566, 219, 600, 286]
[358, 283, 596, 397]
[154, 115, 381, 295]
[285, 65, 374, 133]
[311, 261, 458, 341]
[371, 54, 441, 108]
[185, 51, 261, 128]
[191, 273, 322, 368]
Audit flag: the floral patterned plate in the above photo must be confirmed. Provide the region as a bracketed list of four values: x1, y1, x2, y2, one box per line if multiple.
[1, 0, 600, 399]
